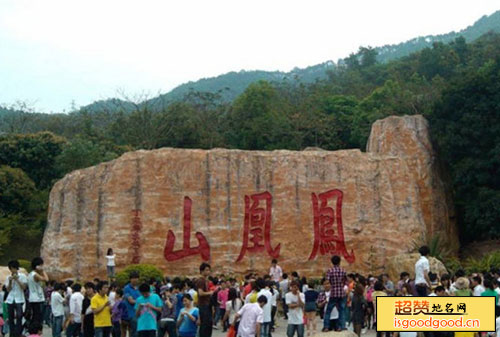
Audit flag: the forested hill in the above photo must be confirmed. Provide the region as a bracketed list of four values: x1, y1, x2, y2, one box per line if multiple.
[145, 10, 500, 106]
[375, 10, 500, 62]
[57, 9, 500, 112]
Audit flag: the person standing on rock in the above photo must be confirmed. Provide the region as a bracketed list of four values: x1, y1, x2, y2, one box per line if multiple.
[414, 246, 431, 296]
[106, 249, 116, 280]
[5, 260, 27, 337]
[269, 260, 282, 286]
[28, 257, 49, 327]
[196, 263, 213, 337]
[322, 255, 347, 332]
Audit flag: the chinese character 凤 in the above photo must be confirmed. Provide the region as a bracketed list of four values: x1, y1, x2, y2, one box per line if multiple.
[431, 304, 443, 313]
[413, 300, 430, 315]
[164, 197, 210, 262]
[308, 189, 355, 263]
[457, 303, 466, 313]
[395, 300, 413, 315]
[236, 191, 281, 262]
[445, 303, 454, 313]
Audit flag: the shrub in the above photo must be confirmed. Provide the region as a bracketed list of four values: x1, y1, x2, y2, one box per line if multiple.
[443, 256, 463, 275]
[18, 259, 31, 272]
[115, 264, 163, 287]
[411, 232, 452, 261]
[464, 250, 500, 274]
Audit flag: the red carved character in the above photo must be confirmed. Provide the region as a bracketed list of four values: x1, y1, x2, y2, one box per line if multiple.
[308, 189, 355, 263]
[130, 210, 142, 264]
[164, 197, 210, 262]
[236, 191, 280, 262]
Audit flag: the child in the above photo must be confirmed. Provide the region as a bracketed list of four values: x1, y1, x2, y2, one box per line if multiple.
[27, 322, 43, 337]
[177, 294, 199, 337]
[304, 281, 319, 337]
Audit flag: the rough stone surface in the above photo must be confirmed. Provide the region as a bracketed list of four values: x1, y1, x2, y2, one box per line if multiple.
[41, 115, 458, 280]
[385, 253, 448, 281]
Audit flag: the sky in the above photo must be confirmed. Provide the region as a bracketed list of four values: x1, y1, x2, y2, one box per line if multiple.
[0, 1, 499, 113]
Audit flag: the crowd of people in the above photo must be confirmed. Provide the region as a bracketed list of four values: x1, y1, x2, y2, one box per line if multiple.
[0, 246, 499, 337]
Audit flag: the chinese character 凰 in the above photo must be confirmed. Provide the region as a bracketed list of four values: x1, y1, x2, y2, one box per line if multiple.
[457, 303, 466, 313]
[164, 197, 210, 262]
[395, 300, 413, 315]
[431, 304, 443, 313]
[236, 191, 281, 262]
[308, 189, 355, 263]
[413, 300, 429, 315]
[445, 303, 454, 313]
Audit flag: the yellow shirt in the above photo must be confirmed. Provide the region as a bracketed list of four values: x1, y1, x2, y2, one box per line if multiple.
[90, 294, 111, 328]
[455, 332, 476, 337]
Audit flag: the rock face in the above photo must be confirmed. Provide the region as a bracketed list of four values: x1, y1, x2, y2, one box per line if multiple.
[41, 115, 458, 280]
[385, 253, 448, 282]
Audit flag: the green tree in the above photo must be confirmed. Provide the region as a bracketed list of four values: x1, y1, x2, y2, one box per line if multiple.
[0, 132, 66, 188]
[55, 138, 121, 174]
[430, 59, 500, 242]
[227, 81, 291, 150]
[0, 166, 35, 216]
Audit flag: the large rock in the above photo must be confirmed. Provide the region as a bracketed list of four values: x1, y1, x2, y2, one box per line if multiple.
[385, 253, 448, 281]
[41, 115, 458, 280]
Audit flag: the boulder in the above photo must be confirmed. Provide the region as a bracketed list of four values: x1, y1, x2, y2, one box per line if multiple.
[385, 253, 448, 281]
[41, 115, 458, 280]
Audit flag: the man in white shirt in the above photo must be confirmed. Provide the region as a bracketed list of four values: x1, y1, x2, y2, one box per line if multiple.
[5, 260, 28, 337]
[28, 257, 49, 326]
[472, 276, 485, 296]
[234, 295, 267, 337]
[67, 284, 84, 337]
[256, 280, 273, 337]
[285, 281, 305, 337]
[414, 246, 431, 296]
[269, 259, 282, 283]
[51, 283, 66, 337]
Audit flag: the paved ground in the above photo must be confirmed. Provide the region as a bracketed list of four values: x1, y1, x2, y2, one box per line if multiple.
[42, 317, 378, 337]
[212, 316, 378, 337]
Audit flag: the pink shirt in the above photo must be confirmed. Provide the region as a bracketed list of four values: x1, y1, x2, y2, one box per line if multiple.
[218, 288, 229, 309]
